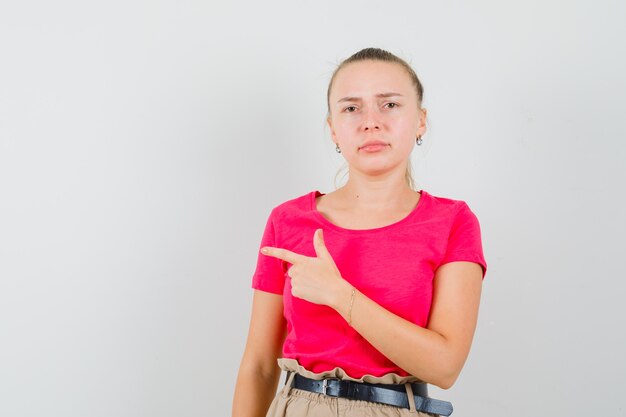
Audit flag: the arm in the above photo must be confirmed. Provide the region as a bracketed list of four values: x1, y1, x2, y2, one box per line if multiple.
[331, 261, 483, 389]
[232, 290, 287, 417]
[261, 229, 484, 390]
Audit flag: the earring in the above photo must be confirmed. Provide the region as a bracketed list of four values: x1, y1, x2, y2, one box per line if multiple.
[416, 136, 423, 146]
[335, 143, 341, 153]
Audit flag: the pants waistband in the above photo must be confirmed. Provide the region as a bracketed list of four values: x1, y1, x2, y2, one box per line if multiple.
[284, 371, 453, 416]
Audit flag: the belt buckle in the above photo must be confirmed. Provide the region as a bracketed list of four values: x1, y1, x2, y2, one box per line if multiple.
[321, 377, 340, 396]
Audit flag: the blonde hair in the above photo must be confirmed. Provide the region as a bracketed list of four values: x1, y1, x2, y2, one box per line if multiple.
[326, 47, 425, 191]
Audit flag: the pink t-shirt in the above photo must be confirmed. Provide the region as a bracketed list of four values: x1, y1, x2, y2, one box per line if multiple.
[251, 189, 487, 379]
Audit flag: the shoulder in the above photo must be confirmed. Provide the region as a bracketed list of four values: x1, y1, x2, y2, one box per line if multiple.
[267, 190, 316, 221]
[423, 190, 474, 218]
[422, 191, 483, 234]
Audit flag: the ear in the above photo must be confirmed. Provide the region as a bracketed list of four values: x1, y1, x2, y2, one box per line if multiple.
[417, 107, 428, 137]
[327, 117, 337, 142]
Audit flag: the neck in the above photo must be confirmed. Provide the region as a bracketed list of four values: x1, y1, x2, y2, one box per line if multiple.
[337, 172, 416, 211]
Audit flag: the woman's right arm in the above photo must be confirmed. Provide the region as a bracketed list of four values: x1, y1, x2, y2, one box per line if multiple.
[232, 290, 287, 417]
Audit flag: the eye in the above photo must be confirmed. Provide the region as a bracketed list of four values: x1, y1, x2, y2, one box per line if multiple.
[385, 102, 399, 109]
[343, 106, 357, 113]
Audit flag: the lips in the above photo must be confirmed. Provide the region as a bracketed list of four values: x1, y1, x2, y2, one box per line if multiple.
[359, 140, 388, 150]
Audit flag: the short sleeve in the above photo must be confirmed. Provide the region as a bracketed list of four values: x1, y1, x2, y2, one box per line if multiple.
[251, 208, 287, 294]
[438, 202, 488, 279]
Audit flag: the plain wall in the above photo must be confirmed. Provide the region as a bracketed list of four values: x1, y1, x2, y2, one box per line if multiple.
[1, 1, 625, 416]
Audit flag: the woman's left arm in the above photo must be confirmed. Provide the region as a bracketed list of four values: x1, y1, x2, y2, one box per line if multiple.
[261, 228, 483, 390]
[331, 260, 483, 390]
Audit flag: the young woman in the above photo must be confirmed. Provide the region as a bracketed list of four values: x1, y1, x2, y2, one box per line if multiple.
[232, 47, 487, 417]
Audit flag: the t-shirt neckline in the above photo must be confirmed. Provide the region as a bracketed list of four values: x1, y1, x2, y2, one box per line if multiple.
[310, 189, 427, 234]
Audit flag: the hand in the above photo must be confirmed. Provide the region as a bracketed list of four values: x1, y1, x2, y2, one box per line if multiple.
[260, 228, 348, 307]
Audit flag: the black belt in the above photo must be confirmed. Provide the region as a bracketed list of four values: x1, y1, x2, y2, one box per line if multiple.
[285, 372, 453, 416]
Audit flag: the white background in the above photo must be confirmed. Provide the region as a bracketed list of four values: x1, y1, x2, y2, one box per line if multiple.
[1, 1, 625, 416]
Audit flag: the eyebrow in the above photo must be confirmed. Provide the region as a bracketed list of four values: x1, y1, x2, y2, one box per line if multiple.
[337, 92, 404, 103]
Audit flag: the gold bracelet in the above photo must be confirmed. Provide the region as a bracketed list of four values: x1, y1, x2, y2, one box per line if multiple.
[347, 287, 356, 326]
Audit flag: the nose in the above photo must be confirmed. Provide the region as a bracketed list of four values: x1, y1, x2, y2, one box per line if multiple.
[362, 107, 381, 132]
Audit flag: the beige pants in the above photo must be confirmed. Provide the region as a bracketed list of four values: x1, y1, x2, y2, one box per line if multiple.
[265, 358, 439, 417]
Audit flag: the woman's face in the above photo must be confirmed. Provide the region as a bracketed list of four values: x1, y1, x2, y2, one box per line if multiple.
[327, 60, 426, 178]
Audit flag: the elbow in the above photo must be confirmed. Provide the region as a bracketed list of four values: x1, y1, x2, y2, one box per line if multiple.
[431, 346, 468, 390]
[432, 374, 456, 390]
[429, 363, 462, 390]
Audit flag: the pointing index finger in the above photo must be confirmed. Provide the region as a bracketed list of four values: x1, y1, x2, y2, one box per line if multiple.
[261, 246, 301, 264]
